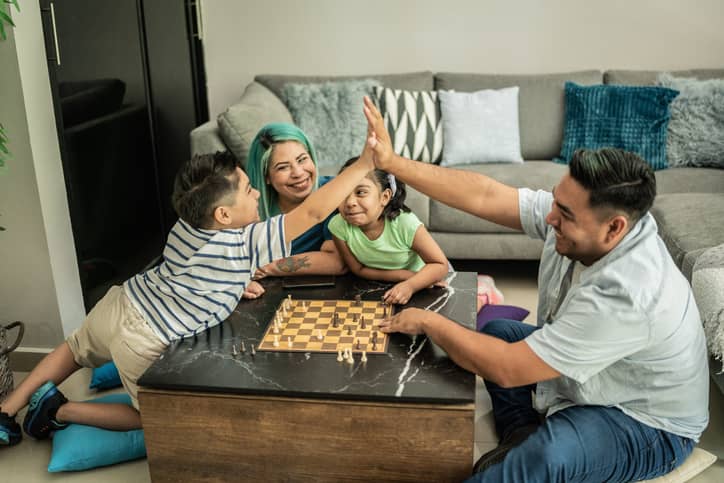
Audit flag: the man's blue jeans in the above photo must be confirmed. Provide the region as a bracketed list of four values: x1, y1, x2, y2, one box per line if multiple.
[467, 319, 695, 483]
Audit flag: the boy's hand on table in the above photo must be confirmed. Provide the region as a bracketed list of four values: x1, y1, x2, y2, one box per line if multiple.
[242, 281, 265, 299]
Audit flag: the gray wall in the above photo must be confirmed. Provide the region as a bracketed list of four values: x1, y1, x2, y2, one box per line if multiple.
[201, 0, 724, 117]
[0, 3, 85, 351]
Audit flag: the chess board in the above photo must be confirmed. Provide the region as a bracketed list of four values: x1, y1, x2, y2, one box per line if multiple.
[257, 298, 392, 353]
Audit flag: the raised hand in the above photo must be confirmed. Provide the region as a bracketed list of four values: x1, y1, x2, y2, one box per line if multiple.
[363, 96, 395, 170]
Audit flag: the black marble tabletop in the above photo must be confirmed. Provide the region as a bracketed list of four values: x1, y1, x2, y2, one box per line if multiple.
[139, 272, 477, 404]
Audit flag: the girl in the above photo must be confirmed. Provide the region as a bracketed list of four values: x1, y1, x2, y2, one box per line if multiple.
[329, 157, 449, 305]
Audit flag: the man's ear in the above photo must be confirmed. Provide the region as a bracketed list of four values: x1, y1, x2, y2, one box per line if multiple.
[605, 214, 628, 243]
[213, 205, 234, 226]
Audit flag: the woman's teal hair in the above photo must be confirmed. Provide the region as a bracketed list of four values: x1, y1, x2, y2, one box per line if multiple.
[246, 122, 320, 220]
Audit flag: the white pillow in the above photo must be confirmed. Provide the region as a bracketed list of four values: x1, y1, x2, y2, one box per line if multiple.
[439, 87, 523, 166]
[639, 448, 717, 483]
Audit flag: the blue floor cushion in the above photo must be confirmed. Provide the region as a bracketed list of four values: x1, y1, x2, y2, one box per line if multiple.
[48, 393, 146, 472]
[89, 361, 123, 390]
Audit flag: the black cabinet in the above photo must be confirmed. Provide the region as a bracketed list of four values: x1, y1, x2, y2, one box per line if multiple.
[39, 0, 207, 310]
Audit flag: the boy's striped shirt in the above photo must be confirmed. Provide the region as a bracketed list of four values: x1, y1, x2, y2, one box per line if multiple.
[124, 216, 288, 343]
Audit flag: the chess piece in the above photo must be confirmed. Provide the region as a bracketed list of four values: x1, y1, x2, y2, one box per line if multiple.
[356, 339, 361, 350]
[360, 316, 366, 329]
[287, 294, 292, 310]
[353, 314, 358, 323]
[337, 350, 343, 362]
[346, 349, 354, 364]
[361, 351, 368, 362]
[332, 313, 338, 328]
[342, 348, 348, 360]
[251, 344, 256, 356]
[273, 324, 279, 334]
[232, 344, 238, 356]
[240, 341, 246, 353]
[354, 294, 362, 306]
[372, 341, 377, 351]
[273, 335, 279, 347]
[372, 331, 378, 342]
[347, 325, 353, 336]
[316, 329, 323, 341]
[287, 336, 293, 348]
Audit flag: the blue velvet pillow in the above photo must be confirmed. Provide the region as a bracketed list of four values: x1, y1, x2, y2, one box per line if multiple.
[89, 361, 122, 390]
[48, 393, 146, 472]
[555, 82, 679, 170]
[476, 304, 530, 331]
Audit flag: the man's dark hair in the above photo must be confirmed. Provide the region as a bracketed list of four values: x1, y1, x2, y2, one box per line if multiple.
[172, 151, 240, 229]
[569, 148, 656, 224]
[340, 157, 411, 220]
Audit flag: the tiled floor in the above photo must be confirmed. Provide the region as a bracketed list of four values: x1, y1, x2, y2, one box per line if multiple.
[4, 262, 723, 481]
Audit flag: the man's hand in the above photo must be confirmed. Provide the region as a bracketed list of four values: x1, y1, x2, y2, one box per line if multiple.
[383, 281, 414, 305]
[378, 307, 427, 335]
[363, 96, 395, 170]
[242, 281, 265, 299]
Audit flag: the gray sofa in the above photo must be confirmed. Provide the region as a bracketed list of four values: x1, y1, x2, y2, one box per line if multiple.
[191, 69, 724, 279]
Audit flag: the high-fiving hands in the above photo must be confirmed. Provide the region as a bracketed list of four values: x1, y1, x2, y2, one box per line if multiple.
[363, 96, 396, 171]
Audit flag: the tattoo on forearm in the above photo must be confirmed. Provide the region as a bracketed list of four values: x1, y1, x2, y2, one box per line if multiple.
[276, 255, 311, 273]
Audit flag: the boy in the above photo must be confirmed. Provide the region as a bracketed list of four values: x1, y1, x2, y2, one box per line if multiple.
[0, 139, 375, 445]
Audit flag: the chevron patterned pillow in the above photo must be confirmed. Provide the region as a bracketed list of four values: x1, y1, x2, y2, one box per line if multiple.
[373, 86, 443, 164]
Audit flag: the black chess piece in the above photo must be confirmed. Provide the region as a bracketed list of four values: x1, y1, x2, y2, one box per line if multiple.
[360, 316, 366, 329]
[347, 325, 353, 336]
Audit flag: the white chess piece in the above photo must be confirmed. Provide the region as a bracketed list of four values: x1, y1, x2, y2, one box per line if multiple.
[337, 350, 343, 362]
[287, 336, 293, 348]
[273, 324, 279, 334]
[316, 329, 323, 341]
[346, 349, 354, 364]
[361, 350, 368, 362]
[273, 335, 279, 347]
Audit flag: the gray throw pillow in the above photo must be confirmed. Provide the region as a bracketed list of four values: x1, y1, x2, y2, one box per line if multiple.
[217, 82, 293, 168]
[283, 79, 380, 167]
[657, 73, 724, 168]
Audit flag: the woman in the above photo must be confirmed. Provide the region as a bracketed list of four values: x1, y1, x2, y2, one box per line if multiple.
[245, 123, 347, 284]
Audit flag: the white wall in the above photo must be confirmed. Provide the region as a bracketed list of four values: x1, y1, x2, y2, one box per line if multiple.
[0, 3, 85, 350]
[202, 0, 724, 117]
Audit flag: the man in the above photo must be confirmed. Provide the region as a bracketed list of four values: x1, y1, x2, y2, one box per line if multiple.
[362, 97, 709, 482]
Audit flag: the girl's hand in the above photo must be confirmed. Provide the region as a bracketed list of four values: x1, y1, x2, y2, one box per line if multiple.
[242, 281, 265, 299]
[384, 281, 414, 305]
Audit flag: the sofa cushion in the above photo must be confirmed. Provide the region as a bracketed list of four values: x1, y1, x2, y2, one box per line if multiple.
[283, 79, 380, 167]
[604, 69, 724, 86]
[429, 161, 567, 233]
[655, 167, 724, 194]
[217, 82, 293, 167]
[657, 74, 724, 168]
[439, 88, 523, 166]
[651, 193, 724, 280]
[435, 71, 602, 160]
[555, 82, 678, 170]
[255, 72, 434, 103]
[373, 86, 443, 164]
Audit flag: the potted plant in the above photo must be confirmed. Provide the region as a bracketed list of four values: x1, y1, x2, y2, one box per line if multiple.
[0, 0, 20, 231]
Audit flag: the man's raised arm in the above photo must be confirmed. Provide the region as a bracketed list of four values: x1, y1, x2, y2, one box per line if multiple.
[363, 96, 522, 231]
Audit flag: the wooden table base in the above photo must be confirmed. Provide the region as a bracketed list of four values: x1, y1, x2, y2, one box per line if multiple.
[139, 389, 474, 482]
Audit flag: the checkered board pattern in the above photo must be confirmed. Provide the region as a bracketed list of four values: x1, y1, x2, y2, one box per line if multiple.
[257, 299, 391, 353]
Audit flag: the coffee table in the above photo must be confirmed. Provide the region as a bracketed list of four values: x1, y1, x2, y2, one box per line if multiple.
[138, 272, 477, 482]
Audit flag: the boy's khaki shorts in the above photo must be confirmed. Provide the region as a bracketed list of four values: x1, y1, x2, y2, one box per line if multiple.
[66, 285, 168, 409]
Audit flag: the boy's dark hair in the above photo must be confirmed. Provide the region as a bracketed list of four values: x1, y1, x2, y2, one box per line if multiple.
[172, 151, 240, 229]
[569, 148, 656, 225]
[340, 157, 410, 220]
